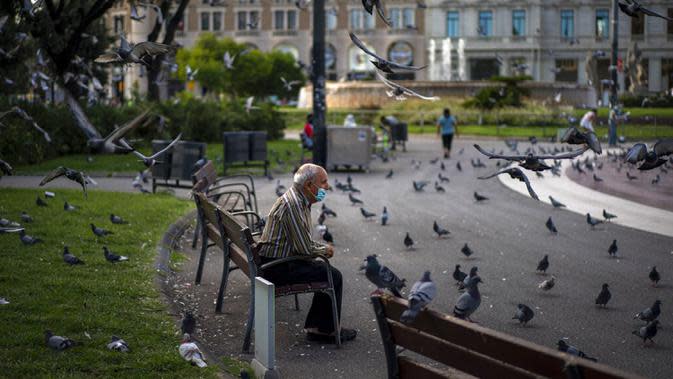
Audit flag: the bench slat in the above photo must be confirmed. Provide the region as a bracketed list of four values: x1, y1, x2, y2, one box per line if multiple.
[397, 356, 453, 379]
[389, 321, 538, 379]
[192, 160, 217, 189]
[379, 296, 641, 379]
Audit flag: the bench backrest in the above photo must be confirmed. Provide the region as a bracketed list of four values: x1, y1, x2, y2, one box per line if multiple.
[192, 160, 217, 192]
[372, 295, 642, 379]
[194, 192, 258, 277]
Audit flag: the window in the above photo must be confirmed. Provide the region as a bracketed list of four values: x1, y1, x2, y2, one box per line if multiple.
[446, 11, 459, 37]
[560, 10, 574, 40]
[595, 9, 609, 39]
[403, 8, 415, 28]
[478, 11, 492, 36]
[237, 11, 247, 30]
[390, 8, 401, 29]
[631, 13, 644, 39]
[213, 11, 222, 31]
[287, 10, 296, 30]
[114, 15, 124, 34]
[249, 11, 259, 29]
[349, 9, 374, 30]
[555, 59, 578, 82]
[364, 11, 374, 29]
[512, 9, 525, 37]
[274, 10, 284, 29]
[326, 9, 337, 30]
[201, 12, 210, 31]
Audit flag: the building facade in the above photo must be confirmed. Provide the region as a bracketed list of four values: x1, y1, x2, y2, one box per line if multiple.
[104, 0, 673, 99]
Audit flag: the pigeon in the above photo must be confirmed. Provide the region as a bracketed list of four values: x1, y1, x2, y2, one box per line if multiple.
[649, 266, 660, 287]
[385, 169, 393, 179]
[45, 330, 75, 351]
[403, 232, 414, 250]
[348, 193, 363, 205]
[438, 173, 449, 183]
[0, 297, 8, 305]
[512, 304, 535, 325]
[350, 33, 426, 74]
[181, 311, 196, 335]
[222, 51, 237, 69]
[400, 271, 436, 324]
[452, 264, 467, 285]
[560, 126, 602, 154]
[432, 221, 450, 238]
[0, 226, 23, 234]
[453, 275, 482, 321]
[317, 212, 326, 226]
[626, 171, 638, 181]
[103, 246, 129, 262]
[608, 239, 618, 257]
[460, 266, 479, 290]
[381, 207, 388, 226]
[130, 4, 146, 21]
[36, 196, 48, 207]
[473, 192, 488, 202]
[361, 0, 391, 26]
[536, 255, 549, 274]
[64, 201, 76, 211]
[19, 230, 42, 245]
[118, 133, 182, 168]
[434, 182, 445, 193]
[603, 209, 617, 221]
[460, 243, 474, 258]
[322, 228, 333, 244]
[244, 96, 259, 113]
[91, 223, 113, 237]
[549, 196, 566, 209]
[593, 173, 603, 182]
[20, 211, 33, 223]
[634, 300, 661, 322]
[321, 204, 337, 217]
[87, 109, 152, 154]
[39, 166, 89, 198]
[376, 72, 439, 101]
[107, 336, 130, 352]
[360, 207, 376, 220]
[474, 144, 588, 171]
[179, 333, 207, 368]
[412, 180, 429, 192]
[0, 106, 51, 143]
[478, 167, 538, 200]
[557, 340, 597, 361]
[110, 214, 128, 224]
[456, 161, 462, 171]
[619, 0, 673, 22]
[586, 213, 603, 229]
[364, 255, 406, 297]
[652, 174, 660, 185]
[63, 246, 84, 265]
[280, 77, 301, 91]
[95, 33, 172, 67]
[545, 217, 558, 234]
[138, 2, 164, 24]
[595, 283, 611, 307]
[632, 320, 659, 345]
[538, 275, 555, 291]
[185, 64, 198, 81]
[0, 159, 13, 176]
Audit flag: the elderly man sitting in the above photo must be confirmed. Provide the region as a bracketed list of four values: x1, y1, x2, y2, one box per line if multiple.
[257, 163, 357, 343]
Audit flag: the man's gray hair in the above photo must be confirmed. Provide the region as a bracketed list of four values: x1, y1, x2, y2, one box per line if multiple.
[293, 164, 323, 185]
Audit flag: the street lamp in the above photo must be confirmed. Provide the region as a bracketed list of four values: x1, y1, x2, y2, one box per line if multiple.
[608, 0, 619, 146]
[311, 0, 327, 167]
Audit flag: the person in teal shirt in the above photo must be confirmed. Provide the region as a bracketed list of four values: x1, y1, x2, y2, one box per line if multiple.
[436, 108, 458, 158]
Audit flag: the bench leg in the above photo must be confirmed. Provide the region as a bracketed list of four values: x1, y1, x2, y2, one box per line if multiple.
[194, 217, 208, 285]
[191, 216, 200, 249]
[215, 244, 232, 313]
[242, 280, 255, 353]
[294, 294, 300, 311]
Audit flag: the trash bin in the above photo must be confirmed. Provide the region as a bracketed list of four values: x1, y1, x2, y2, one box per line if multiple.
[151, 140, 174, 180]
[223, 132, 251, 163]
[249, 131, 268, 162]
[171, 141, 207, 181]
[326, 126, 374, 171]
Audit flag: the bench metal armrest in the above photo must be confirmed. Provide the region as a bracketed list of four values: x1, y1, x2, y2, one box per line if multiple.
[210, 182, 254, 197]
[259, 254, 336, 289]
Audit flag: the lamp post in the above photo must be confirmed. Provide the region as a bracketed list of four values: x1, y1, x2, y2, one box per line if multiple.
[311, 0, 327, 167]
[608, 0, 619, 146]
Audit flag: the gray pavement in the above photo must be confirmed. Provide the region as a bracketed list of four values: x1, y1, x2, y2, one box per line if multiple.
[164, 136, 673, 379]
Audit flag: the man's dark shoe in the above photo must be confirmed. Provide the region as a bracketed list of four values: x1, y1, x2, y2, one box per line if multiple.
[306, 328, 357, 343]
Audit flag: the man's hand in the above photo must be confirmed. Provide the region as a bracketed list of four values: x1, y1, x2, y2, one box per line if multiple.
[324, 244, 334, 258]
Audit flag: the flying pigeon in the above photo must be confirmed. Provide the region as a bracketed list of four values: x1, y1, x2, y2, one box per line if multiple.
[91, 223, 113, 237]
[87, 109, 152, 154]
[632, 320, 659, 345]
[381, 206, 388, 226]
[453, 275, 482, 321]
[478, 167, 538, 200]
[619, 0, 673, 22]
[107, 336, 130, 352]
[181, 311, 196, 335]
[360, 0, 391, 27]
[624, 140, 673, 170]
[460, 243, 474, 258]
[95, 33, 172, 67]
[244, 96, 259, 113]
[103, 246, 129, 262]
[536, 255, 549, 274]
[649, 266, 660, 287]
[350, 33, 426, 73]
[118, 133, 182, 168]
[138, 2, 164, 24]
[130, 4, 145, 21]
[186, 64, 198, 81]
[595, 283, 611, 307]
[560, 126, 602, 154]
[474, 144, 587, 172]
[545, 217, 558, 234]
[39, 166, 89, 198]
[432, 221, 450, 238]
[376, 71, 438, 101]
[45, 330, 75, 351]
[512, 304, 535, 325]
[223, 51, 237, 69]
[364, 255, 406, 297]
[634, 300, 661, 322]
[281, 77, 301, 91]
[179, 334, 207, 367]
[63, 246, 84, 265]
[0, 159, 13, 176]
[608, 239, 618, 257]
[603, 209, 617, 221]
[557, 340, 597, 361]
[538, 276, 555, 291]
[404, 232, 414, 250]
[400, 271, 436, 324]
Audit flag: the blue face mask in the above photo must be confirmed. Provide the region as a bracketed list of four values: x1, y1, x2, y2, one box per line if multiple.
[310, 182, 327, 202]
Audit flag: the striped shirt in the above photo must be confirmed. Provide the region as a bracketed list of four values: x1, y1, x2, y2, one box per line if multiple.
[257, 185, 327, 258]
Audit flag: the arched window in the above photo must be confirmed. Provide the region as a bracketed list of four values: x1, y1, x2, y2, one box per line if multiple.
[274, 43, 299, 60]
[349, 42, 376, 78]
[387, 41, 415, 80]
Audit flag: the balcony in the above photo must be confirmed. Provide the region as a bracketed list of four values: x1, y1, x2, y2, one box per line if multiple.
[272, 29, 298, 36]
[387, 27, 418, 36]
[235, 30, 260, 36]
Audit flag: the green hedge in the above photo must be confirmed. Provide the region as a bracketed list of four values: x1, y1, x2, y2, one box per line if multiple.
[0, 96, 285, 165]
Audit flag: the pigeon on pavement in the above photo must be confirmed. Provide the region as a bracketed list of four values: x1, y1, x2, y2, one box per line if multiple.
[360, 207, 376, 220]
[545, 217, 558, 234]
[557, 340, 597, 361]
[434, 182, 445, 193]
[179, 333, 207, 367]
[549, 196, 566, 209]
[103, 246, 129, 262]
[107, 336, 130, 352]
[63, 246, 84, 265]
[608, 239, 618, 257]
[45, 330, 75, 350]
[432, 221, 450, 238]
[385, 169, 393, 179]
[400, 271, 437, 324]
[438, 173, 449, 183]
[595, 283, 611, 307]
[536, 255, 549, 274]
[452, 264, 467, 285]
[603, 209, 617, 221]
[538, 276, 556, 291]
[586, 213, 603, 229]
[460, 243, 474, 258]
[473, 192, 488, 202]
[364, 255, 406, 297]
[91, 224, 113, 237]
[181, 311, 196, 335]
[632, 320, 659, 345]
[348, 193, 363, 205]
[649, 266, 660, 287]
[512, 304, 535, 325]
[322, 228, 333, 244]
[403, 232, 414, 250]
[381, 207, 388, 226]
[321, 204, 337, 217]
[634, 300, 661, 322]
[453, 275, 482, 321]
[413, 180, 429, 192]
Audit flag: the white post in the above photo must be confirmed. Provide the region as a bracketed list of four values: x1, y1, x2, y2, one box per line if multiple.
[251, 277, 281, 379]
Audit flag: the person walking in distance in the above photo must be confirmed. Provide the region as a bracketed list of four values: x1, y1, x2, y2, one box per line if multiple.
[437, 108, 458, 158]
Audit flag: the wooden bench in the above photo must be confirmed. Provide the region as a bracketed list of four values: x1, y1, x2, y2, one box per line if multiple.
[192, 191, 341, 352]
[371, 294, 642, 379]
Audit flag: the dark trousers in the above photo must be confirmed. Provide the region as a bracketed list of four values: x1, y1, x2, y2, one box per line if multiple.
[260, 256, 343, 334]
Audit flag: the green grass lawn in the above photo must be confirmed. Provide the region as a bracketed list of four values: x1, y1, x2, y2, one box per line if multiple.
[406, 124, 673, 139]
[0, 188, 218, 378]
